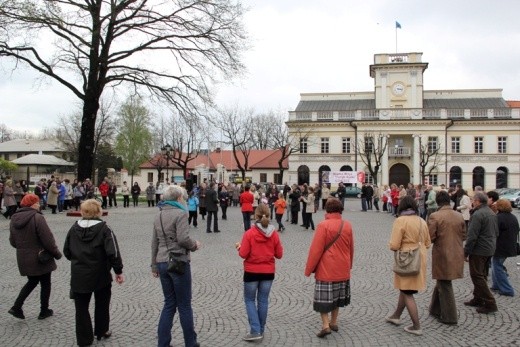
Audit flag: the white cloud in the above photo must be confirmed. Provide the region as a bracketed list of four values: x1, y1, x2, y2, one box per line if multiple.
[2, 0, 520, 134]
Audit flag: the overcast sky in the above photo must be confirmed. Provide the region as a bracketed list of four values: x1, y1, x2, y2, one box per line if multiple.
[2, 0, 520, 134]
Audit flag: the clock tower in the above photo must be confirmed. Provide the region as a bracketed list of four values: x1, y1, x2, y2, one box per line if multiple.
[370, 52, 428, 109]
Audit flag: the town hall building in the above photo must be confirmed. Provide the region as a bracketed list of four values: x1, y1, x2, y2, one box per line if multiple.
[287, 52, 520, 191]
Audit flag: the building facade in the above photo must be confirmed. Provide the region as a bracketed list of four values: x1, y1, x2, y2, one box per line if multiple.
[287, 52, 520, 191]
[130, 149, 289, 188]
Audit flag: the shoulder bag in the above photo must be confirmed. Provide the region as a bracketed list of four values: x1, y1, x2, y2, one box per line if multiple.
[313, 221, 345, 273]
[159, 212, 188, 275]
[393, 220, 423, 276]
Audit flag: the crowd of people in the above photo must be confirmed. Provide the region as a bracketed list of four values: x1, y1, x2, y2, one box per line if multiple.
[5, 175, 520, 345]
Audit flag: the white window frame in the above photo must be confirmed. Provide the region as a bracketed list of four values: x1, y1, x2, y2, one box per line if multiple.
[498, 136, 507, 154]
[474, 136, 483, 154]
[342, 137, 351, 154]
[299, 138, 308, 154]
[427, 136, 438, 153]
[451, 136, 460, 154]
[320, 137, 329, 154]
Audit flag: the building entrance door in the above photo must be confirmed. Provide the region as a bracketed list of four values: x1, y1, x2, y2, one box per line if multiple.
[389, 163, 410, 187]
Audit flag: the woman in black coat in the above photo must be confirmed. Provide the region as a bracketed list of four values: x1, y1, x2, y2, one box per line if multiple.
[288, 185, 301, 225]
[491, 199, 520, 297]
[131, 182, 141, 207]
[9, 194, 62, 320]
[64, 199, 124, 347]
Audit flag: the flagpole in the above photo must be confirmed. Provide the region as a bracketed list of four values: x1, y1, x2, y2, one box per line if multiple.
[395, 26, 397, 53]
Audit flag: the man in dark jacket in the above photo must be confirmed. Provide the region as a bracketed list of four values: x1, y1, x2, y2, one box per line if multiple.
[205, 182, 220, 233]
[463, 192, 498, 314]
[336, 182, 347, 207]
[360, 183, 368, 212]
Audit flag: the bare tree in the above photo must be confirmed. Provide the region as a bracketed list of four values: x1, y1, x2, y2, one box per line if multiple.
[0, 123, 13, 142]
[272, 113, 314, 183]
[355, 132, 388, 185]
[166, 113, 205, 180]
[418, 136, 443, 184]
[0, 1, 247, 180]
[54, 101, 116, 167]
[250, 111, 280, 149]
[217, 105, 254, 181]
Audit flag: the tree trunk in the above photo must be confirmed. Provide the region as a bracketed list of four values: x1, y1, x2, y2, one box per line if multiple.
[77, 98, 100, 180]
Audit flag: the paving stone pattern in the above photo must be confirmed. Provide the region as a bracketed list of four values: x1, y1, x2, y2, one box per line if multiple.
[1, 201, 519, 347]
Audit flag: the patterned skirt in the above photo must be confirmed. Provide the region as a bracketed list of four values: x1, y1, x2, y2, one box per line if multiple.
[313, 280, 351, 313]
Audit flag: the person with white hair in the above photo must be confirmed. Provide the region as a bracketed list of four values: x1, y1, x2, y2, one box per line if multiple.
[152, 185, 201, 347]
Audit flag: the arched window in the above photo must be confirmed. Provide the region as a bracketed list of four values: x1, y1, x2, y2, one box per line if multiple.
[297, 165, 310, 186]
[472, 166, 485, 190]
[496, 167, 508, 189]
[389, 163, 410, 187]
[318, 165, 331, 186]
[449, 166, 462, 188]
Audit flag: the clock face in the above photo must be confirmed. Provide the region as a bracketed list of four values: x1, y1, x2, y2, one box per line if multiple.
[392, 82, 405, 96]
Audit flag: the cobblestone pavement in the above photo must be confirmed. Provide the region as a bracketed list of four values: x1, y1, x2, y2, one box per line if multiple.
[1, 201, 519, 347]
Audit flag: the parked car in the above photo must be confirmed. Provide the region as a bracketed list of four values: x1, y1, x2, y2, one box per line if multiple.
[500, 189, 520, 207]
[330, 186, 362, 198]
[515, 196, 520, 209]
[496, 188, 517, 196]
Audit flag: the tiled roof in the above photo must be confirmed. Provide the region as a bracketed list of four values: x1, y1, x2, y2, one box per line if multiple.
[423, 98, 508, 109]
[139, 154, 182, 169]
[506, 100, 520, 107]
[295, 99, 375, 112]
[0, 139, 65, 153]
[293, 97, 509, 112]
[139, 149, 287, 171]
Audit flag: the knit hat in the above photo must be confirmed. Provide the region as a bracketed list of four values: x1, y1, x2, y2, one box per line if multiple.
[20, 193, 40, 207]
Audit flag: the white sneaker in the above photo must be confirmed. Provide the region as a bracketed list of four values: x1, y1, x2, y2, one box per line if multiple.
[242, 333, 263, 341]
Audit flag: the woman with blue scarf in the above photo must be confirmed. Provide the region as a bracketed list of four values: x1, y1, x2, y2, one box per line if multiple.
[151, 185, 201, 347]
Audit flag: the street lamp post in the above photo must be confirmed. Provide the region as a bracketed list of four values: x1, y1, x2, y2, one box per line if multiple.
[161, 144, 173, 184]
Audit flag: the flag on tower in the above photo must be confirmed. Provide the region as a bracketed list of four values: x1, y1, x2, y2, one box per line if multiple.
[396, 21, 402, 29]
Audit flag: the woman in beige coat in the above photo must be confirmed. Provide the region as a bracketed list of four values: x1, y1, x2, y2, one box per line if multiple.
[455, 189, 471, 229]
[386, 196, 431, 336]
[320, 184, 330, 210]
[47, 182, 59, 214]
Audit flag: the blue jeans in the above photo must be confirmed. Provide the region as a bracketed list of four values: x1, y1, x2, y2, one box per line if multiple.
[361, 198, 367, 211]
[157, 262, 198, 347]
[244, 280, 273, 335]
[491, 257, 515, 296]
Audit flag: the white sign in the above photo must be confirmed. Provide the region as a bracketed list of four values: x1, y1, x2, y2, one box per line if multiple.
[322, 171, 365, 184]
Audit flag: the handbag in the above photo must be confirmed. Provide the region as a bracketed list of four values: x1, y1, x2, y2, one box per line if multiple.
[392, 222, 423, 276]
[167, 252, 187, 275]
[38, 249, 53, 264]
[159, 212, 188, 275]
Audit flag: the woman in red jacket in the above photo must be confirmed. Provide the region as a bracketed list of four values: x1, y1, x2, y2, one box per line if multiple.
[304, 198, 354, 338]
[239, 184, 255, 231]
[236, 204, 283, 341]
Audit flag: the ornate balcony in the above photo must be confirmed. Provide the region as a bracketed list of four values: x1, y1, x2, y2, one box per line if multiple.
[288, 108, 518, 122]
[389, 147, 411, 157]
